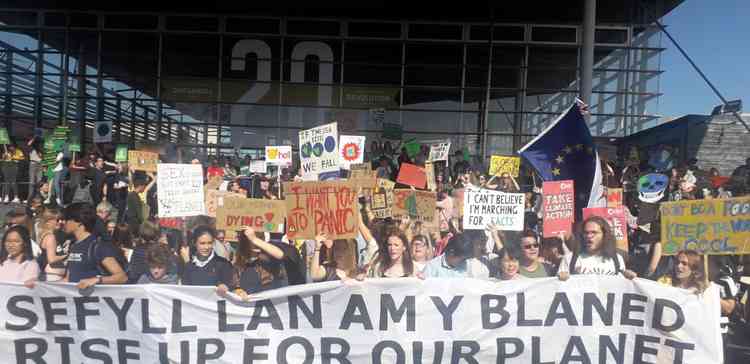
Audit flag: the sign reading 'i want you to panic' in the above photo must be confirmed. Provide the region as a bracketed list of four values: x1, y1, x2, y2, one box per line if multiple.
[283, 180, 359, 240]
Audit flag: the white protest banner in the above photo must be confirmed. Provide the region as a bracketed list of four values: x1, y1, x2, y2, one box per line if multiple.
[339, 135, 365, 169]
[265, 146, 293, 166]
[463, 187, 524, 231]
[249, 160, 267, 174]
[299, 122, 338, 179]
[157, 163, 204, 217]
[428, 141, 451, 162]
[0, 278, 721, 363]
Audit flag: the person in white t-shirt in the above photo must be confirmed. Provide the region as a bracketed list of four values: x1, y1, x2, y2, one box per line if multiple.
[558, 216, 637, 280]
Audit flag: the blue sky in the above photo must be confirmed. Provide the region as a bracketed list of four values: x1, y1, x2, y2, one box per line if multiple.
[658, 0, 750, 117]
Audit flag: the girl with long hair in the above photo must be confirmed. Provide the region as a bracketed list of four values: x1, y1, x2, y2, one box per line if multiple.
[37, 208, 68, 282]
[368, 229, 415, 278]
[231, 227, 289, 299]
[659, 250, 707, 293]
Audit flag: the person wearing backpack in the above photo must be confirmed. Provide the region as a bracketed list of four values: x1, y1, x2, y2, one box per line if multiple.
[558, 216, 637, 280]
[62, 203, 127, 289]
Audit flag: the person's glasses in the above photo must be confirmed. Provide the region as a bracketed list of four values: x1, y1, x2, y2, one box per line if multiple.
[522, 243, 540, 250]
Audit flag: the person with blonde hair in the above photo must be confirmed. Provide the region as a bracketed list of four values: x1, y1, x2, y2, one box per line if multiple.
[658, 250, 707, 293]
[37, 208, 68, 282]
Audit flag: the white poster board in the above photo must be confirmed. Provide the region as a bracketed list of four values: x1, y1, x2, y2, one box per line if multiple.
[428, 142, 451, 162]
[249, 160, 267, 174]
[299, 122, 339, 179]
[339, 135, 366, 169]
[265, 146, 293, 166]
[157, 163, 205, 218]
[463, 187, 524, 231]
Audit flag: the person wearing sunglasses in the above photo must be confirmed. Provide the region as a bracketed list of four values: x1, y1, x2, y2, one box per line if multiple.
[517, 230, 554, 278]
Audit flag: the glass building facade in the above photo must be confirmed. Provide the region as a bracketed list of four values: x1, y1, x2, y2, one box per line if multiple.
[0, 5, 671, 162]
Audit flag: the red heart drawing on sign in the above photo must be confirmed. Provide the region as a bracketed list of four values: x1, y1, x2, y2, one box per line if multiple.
[265, 212, 274, 222]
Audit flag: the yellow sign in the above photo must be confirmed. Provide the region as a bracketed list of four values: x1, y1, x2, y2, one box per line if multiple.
[660, 197, 750, 255]
[489, 156, 520, 177]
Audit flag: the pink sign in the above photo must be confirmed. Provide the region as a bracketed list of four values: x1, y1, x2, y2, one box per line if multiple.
[582, 207, 629, 253]
[542, 180, 575, 238]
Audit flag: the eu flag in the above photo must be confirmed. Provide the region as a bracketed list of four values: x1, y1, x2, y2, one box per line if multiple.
[518, 103, 604, 210]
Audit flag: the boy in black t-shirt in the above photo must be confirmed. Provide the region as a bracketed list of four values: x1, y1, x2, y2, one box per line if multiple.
[63, 203, 127, 289]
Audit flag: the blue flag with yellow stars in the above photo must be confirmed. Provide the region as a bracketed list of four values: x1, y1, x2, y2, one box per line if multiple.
[518, 103, 604, 210]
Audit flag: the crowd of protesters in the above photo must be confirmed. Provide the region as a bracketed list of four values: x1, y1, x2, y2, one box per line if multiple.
[0, 132, 750, 360]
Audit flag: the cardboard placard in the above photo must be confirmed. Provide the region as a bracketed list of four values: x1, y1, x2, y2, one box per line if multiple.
[157, 164, 205, 218]
[339, 135, 366, 169]
[583, 207, 628, 253]
[370, 187, 394, 219]
[425, 162, 436, 192]
[299, 122, 339, 179]
[265, 146, 293, 166]
[660, 197, 750, 255]
[205, 176, 223, 192]
[205, 190, 243, 218]
[489, 155, 520, 177]
[377, 178, 396, 190]
[606, 188, 623, 208]
[428, 142, 451, 162]
[129, 150, 159, 172]
[216, 197, 286, 241]
[396, 163, 427, 189]
[542, 180, 575, 238]
[283, 180, 359, 239]
[463, 188, 524, 231]
[350, 163, 374, 179]
[392, 189, 436, 226]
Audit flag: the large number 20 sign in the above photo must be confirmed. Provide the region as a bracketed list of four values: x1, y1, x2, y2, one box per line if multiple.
[230, 40, 334, 148]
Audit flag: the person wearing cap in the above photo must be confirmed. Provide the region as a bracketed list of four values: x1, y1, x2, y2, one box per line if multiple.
[421, 233, 489, 278]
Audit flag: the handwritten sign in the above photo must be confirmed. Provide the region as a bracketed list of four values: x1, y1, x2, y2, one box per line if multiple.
[428, 142, 451, 162]
[157, 164, 204, 218]
[216, 197, 286, 241]
[283, 180, 359, 239]
[542, 180, 575, 238]
[129, 150, 159, 173]
[350, 163, 374, 179]
[370, 187, 394, 219]
[299, 122, 338, 179]
[660, 197, 750, 255]
[583, 207, 628, 253]
[396, 163, 427, 189]
[392, 189, 436, 226]
[265, 146, 292, 166]
[339, 135, 365, 169]
[489, 155, 520, 177]
[205, 190, 243, 218]
[249, 160, 267, 174]
[463, 188, 524, 231]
